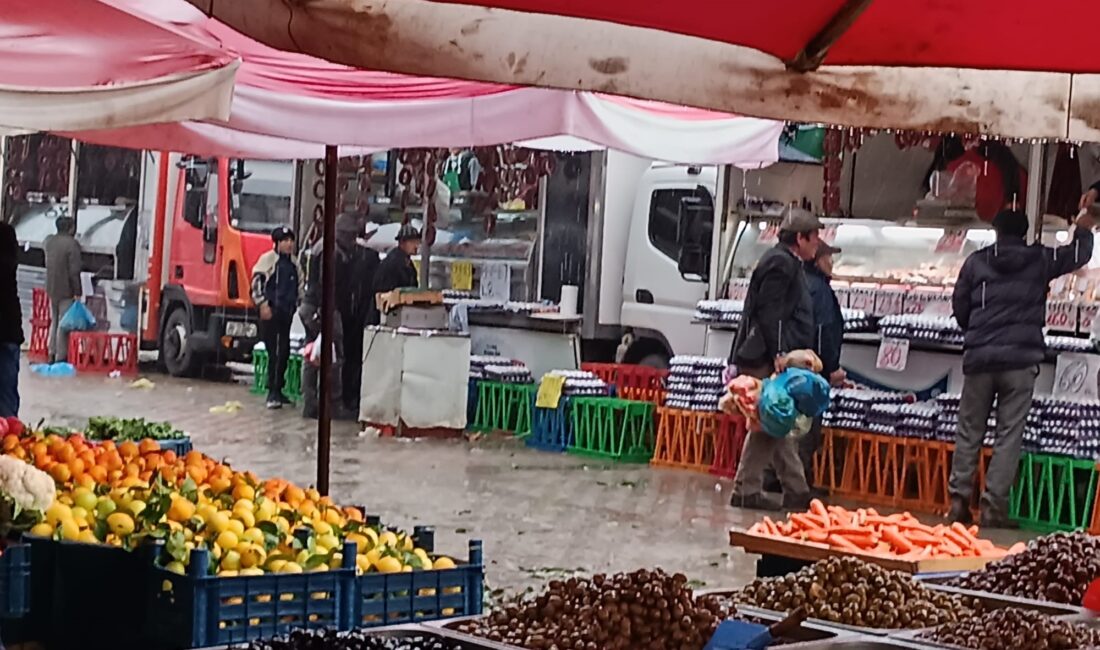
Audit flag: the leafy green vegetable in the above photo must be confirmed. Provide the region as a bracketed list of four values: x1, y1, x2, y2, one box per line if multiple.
[84, 416, 185, 442]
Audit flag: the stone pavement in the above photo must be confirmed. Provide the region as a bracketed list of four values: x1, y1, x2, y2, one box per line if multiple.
[17, 363, 758, 597]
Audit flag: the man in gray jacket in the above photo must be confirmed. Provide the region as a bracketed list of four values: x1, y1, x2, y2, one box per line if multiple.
[43, 217, 82, 363]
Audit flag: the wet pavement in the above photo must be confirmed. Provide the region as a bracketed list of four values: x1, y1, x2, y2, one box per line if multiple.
[15, 363, 1031, 598]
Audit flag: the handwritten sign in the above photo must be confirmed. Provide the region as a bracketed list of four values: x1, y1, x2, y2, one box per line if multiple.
[451, 261, 473, 291]
[728, 279, 751, 301]
[1054, 353, 1100, 400]
[873, 290, 906, 317]
[1080, 304, 1100, 334]
[480, 262, 511, 303]
[535, 374, 566, 409]
[876, 337, 910, 372]
[1046, 301, 1077, 333]
[849, 288, 876, 312]
[935, 228, 967, 254]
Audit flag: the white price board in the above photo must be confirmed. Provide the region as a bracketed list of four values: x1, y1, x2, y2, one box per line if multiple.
[1046, 301, 1077, 332]
[1053, 353, 1100, 401]
[479, 262, 511, 303]
[1080, 304, 1100, 335]
[876, 337, 910, 372]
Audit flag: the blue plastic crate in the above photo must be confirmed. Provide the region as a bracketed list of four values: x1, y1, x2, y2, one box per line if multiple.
[155, 437, 194, 456]
[147, 543, 356, 649]
[527, 397, 573, 452]
[0, 543, 30, 619]
[350, 540, 484, 628]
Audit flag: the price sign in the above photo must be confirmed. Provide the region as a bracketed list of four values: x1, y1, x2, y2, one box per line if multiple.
[480, 262, 511, 303]
[1046, 301, 1077, 332]
[728, 279, 750, 301]
[935, 228, 967, 254]
[874, 290, 905, 317]
[451, 261, 473, 291]
[535, 374, 566, 409]
[1081, 304, 1100, 334]
[758, 223, 780, 244]
[876, 337, 910, 372]
[849, 289, 875, 312]
[1054, 353, 1100, 400]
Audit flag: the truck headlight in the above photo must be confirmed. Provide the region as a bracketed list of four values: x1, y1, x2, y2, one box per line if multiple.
[225, 321, 258, 338]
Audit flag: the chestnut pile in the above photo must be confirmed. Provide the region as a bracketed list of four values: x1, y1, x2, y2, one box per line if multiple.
[919, 608, 1100, 649]
[946, 532, 1100, 604]
[457, 569, 725, 650]
[246, 628, 475, 650]
[735, 556, 980, 629]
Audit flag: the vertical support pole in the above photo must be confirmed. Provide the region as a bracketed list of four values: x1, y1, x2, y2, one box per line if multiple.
[67, 140, 80, 226]
[318, 145, 337, 495]
[0, 136, 7, 221]
[709, 165, 729, 300]
[1026, 142, 1045, 243]
[143, 153, 170, 344]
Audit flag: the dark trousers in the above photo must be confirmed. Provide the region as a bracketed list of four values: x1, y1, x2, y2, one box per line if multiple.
[798, 416, 824, 485]
[261, 312, 293, 402]
[342, 312, 365, 411]
[0, 342, 19, 418]
[301, 310, 344, 418]
[949, 366, 1038, 519]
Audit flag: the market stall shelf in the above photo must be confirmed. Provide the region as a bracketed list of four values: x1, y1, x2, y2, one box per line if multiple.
[728, 529, 999, 575]
[650, 407, 720, 473]
[1009, 453, 1100, 532]
[567, 397, 655, 463]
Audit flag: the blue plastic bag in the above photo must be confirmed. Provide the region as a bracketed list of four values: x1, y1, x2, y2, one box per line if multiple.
[29, 362, 75, 377]
[758, 368, 831, 438]
[59, 301, 96, 331]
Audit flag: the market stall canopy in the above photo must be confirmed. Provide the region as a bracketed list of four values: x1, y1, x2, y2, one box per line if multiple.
[0, 0, 237, 134]
[65, 0, 782, 165]
[183, 0, 1100, 141]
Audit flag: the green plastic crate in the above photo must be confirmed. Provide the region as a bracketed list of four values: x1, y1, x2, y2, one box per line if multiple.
[568, 397, 655, 463]
[251, 349, 303, 403]
[1009, 453, 1100, 532]
[470, 381, 534, 435]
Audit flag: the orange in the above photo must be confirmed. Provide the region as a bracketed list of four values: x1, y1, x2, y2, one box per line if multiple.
[231, 483, 255, 502]
[88, 465, 108, 484]
[208, 476, 232, 494]
[161, 450, 177, 465]
[100, 440, 116, 452]
[2, 434, 19, 452]
[68, 458, 85, 476]
[186, 465, 208, 485]
[30, 442, 48, 459]
[49, 463, 71, 483]
[124, 463, 140, 479]
[56, 444, 76, 463]
[344, 507, 364, 523]
[118, 440, 139, 461]
[184, 450, 204, 466]
[138, 439, 159, 455]
[284, 486, 305, 507]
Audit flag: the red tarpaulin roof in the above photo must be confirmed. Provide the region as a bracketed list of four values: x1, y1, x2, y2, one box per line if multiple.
[185, 0, 1100, 140]
[0, 0, 237, 133]
[55, 0, 782, 164]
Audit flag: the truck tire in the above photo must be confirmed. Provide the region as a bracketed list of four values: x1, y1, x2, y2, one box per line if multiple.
[160, 306, 201, 377]
[637, 352, 670, 370]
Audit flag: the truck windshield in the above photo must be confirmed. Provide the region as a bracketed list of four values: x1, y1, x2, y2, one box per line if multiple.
[230, 160, 293, 233]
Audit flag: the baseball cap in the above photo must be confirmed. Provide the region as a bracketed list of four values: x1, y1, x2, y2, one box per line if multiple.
[270, 226, 296, 243]
[779, 206, 823, 234]
[815, 242, 842, 259]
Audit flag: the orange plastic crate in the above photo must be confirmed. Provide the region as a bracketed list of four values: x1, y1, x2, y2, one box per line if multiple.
[650, 407, 719, 472]
[68, 332, 138, 374]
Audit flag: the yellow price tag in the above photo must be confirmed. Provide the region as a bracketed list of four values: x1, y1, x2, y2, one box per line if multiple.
[451, 261, 473, 291]
[535, 374, 566, 409]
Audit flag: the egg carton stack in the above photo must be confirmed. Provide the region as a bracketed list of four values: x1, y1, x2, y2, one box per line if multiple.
[665, 356, 726, 412]
[1028, 397, 1100, 459]
[865, 402, 901, 435]
[895, 403, 941, 439]
[842, 308, 875, 333]
[693, 300, 743, 325]
[545, 370, 610, 397]
[823, 388, 909, 431]
[473, 357, 534, 384]
[934, 393, 997, 446]
[878, 315, 963, 345]
[1045, 336, 1096, 354]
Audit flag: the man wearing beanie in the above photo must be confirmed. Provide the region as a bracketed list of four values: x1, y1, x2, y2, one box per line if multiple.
[949, 209, 1094, 527]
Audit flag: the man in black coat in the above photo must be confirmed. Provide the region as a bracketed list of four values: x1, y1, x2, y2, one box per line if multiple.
[949, 209, 1094, 527]
[373, 224, 421, 298]
[0, 223, 22, 418]
[729, 206, 821, 511]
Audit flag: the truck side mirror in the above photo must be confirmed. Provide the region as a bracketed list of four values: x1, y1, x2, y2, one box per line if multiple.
[183, 189, 206, 229]
[677, 196, 712, 282]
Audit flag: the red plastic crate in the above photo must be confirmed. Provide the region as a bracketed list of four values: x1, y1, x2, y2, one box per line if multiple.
[27, 321, 50, 363]
[709, 413, 748, 479]
[581, 363, 667, 405]
[68, 332, 138, 374]
[31, 288, 50, 323]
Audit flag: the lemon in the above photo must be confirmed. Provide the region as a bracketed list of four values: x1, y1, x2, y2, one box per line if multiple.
[233, 508, 255, 529]
[266, 558, 288, 573]
[95, 498, 117, 518]
[221, 550, 241, 571]
[207, 511, 230, 534]
[401, 535, 413, 552]
[413, 548, 431, 569]
[312, 521, 333, 536]
[242, 527, 265, 546]
[433, 557, 456, 570]
[227, 519, 245, 536]
[70, 506, 89, 522]
[274, 516, 290, 533]
[279, 562, 303, 574]
[256, 499, 277, 522]
[233, 498, 254, 513]
[29, 522, 53, 537]
[365, 548, 382, 567]
[375, 556, 403, 574]
[127, 500, 147, 518]
[329, 552, 344, 570]
[166, 561, 186, 575]
[216, 530, 239, 550]
[60, 518, 81, 541]
[317, 534, 340, 553]
[355, 555, 371, 573]
[323, 508, 344, 526]
[377, 531, 398, 548]
[77, 529, 98, 544]
[239, 544, 266, 569]
[239, 567, 264, 577]
[72, 487, 97, 512]
[219, 569, 239, 577]
[344, 533, 369, 553]
[295, 549, 311, 565]
[106, 512, 135, 536]
[197, 504, 219, 522]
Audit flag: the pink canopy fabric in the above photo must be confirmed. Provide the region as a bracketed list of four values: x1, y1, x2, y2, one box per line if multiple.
[64, 0, 782, 165]
[0, 0, 236, 134]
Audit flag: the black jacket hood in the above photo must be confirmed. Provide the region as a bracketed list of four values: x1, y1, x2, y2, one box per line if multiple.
[987, 237, 1041, 274]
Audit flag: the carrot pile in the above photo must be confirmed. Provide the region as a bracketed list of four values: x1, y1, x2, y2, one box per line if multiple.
[746, 500, 1024, 561]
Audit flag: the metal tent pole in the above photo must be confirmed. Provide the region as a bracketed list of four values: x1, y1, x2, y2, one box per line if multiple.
[318, 145, 338, 495]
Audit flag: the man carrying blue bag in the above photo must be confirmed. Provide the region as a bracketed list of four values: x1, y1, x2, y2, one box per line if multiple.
[44, 216, 83, 363]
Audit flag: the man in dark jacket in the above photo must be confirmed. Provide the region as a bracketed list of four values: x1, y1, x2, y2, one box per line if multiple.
[252, 227, 300, 410]
[43, 216, 82, 363]
[729, 206, 821, 511]
[799, 242, 846, 482]
[0, 223, 22, 418]
[949, 209, 1094, 527]
[374, 224, 421, 299]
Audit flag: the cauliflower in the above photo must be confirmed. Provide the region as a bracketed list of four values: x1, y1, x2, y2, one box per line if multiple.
[0, 455, 55, 513]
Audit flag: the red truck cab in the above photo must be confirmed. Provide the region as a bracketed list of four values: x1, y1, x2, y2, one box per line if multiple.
[154, 156, 294, 376]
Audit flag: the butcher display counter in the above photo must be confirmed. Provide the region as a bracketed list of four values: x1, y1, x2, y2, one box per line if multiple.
[707, 217, 1100, 394]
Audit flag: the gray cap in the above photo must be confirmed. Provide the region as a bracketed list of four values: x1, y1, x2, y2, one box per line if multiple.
[779, 206, 822, 234]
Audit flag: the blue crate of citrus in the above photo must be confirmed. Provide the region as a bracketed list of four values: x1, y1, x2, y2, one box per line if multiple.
[147, 542, 356, 649]
[349, 539, 484, 628]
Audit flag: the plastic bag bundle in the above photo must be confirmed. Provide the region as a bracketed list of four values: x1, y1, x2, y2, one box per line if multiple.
[719, 375, 763, 430]
[59, 301, 96, 332]
[758, 376, 798, 438]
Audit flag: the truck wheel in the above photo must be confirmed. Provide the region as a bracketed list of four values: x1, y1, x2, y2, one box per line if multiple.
[160, 307, 201, 377]
[637, 352, 670, 370]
